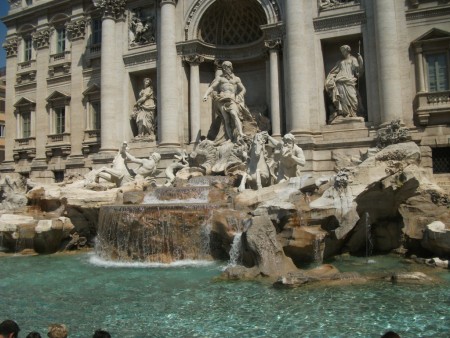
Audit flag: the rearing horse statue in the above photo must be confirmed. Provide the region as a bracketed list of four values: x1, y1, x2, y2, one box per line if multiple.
[238, 132, 271, 192]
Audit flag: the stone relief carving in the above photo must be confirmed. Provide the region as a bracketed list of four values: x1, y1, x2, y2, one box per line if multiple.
[376, 120, 410, 149]
[3, 38, 19, 57]
[319, 0, 359, 10]
[32, 29, 51, 49]
[131, 78, 157, 141]
[129, 8, 155, 47]
[203, 61, 257, 145]
[7, 0, 21, 9]
[325, 44, 364, 124]
[65, 19, 87, 40]
[94, 0, 127, 19]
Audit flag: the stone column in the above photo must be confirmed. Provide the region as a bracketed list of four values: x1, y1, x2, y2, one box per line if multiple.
[158, 0, 180, 147]
[413, 44, 425, 93]
[96, 0, 125, 152]
[3, 37, 19, 163]
[67, 18, 87, 157]
[184, 55, 204, 144]
[265, 39, 282, 137]
[284, 0, 310, 134]
[373, 0, 403, 124]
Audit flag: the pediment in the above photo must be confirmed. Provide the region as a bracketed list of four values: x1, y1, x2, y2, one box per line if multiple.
[82, 84, 100, 96]
[46, 90, 71, 102]
[413, 28, 450, 43]
[13, 97, 35, 107]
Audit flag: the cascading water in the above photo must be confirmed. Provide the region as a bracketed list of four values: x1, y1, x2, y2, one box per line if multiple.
[228, 232, 242, 266]
[95, 204, 217, 263]
[365, 212, 374, 263]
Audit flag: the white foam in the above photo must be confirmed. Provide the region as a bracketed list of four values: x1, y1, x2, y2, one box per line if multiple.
[88, 253, 216, 268]
[142, 194, 208, 205]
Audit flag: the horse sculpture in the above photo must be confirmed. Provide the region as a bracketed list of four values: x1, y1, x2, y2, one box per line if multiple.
[238, 132, 271, 192]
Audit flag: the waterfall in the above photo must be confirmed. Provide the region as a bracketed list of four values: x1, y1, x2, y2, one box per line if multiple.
[228, 232, 242, 266]
[313, 237, 323, 264]
[95, 204, 217, 263]
[365, 212, 374, 262]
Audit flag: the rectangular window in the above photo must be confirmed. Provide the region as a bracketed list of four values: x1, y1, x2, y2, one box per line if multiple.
[55, 107, 65, 134]
[22, 112, 31, 138]
[432, 147, 450, 173]
[26, 0, 33, 5]
[54, 170, 64, 183]
[56, 28, 66, 54]
[92, 18, 102, 45]
[91, 101, 101, 130]
[0, 123, 5, 138]
[24, 37, 32, 62]
[426, 53, 449, 92]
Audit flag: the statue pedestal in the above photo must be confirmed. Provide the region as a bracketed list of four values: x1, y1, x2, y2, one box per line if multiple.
[329, 116, 365, 125]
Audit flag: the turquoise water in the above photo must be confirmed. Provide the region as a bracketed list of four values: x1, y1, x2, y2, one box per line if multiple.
[0, 253, 449, 338]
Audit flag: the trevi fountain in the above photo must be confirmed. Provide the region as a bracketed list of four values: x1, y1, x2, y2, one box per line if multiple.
[0, 58, 449, 337]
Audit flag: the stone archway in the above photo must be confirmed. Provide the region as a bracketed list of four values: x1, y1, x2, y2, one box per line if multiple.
[184, 0, 281, 41]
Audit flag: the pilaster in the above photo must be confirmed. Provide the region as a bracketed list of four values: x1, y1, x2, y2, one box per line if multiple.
[265, 39, 282, 137]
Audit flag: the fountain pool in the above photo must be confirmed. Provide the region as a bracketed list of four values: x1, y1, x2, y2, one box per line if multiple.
[0, 253, 449, 337]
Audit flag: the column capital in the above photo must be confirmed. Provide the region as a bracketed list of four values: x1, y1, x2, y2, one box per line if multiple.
[160, 0, 178, 6]
[32, 28, 52, 49]
[93, 0, 127, 20]
[2, 37, 19, 57]
[183, 54, 205, 66]
[265, 38, 282, 50]
[65, 19, 87, 41]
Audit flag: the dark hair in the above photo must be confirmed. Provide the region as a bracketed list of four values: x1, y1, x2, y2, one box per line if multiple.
[381, 331, 401, 338]
[93, 329, 111, 338]
[26, 332, 43, 338]
[0, 320, 20, 338]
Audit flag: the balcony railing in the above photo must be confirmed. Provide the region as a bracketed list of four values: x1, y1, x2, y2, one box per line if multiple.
[415, 90, 450, 125]
[14, 137, 36, 149]
[49, 51, 71, 65]
[47, 133, 71, 144]
[17, 60, 36, 71]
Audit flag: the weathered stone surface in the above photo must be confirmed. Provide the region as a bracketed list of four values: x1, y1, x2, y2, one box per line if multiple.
[385, 272, 433, 283]
[0, 175, 28, 210]
[421, 221, 450, 257]
[34, 217, 75, 253]
[238, 211, 298, 277]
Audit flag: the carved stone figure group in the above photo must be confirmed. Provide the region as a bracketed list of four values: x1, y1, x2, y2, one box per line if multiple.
[131, 78, 156, 140]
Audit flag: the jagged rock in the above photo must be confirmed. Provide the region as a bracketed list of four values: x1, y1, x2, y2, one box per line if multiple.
[0, 175, 28, 210]
[34, 217, 75, 253]
[385, 272, 432, 283]
[237, 211, 298, 277]
[122, 191, 145, 205]
[425, 257, 449, 269]
[421, 221, 450, 257]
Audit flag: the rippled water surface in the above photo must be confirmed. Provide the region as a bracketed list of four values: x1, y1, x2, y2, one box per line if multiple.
[0, 253, 449, 337]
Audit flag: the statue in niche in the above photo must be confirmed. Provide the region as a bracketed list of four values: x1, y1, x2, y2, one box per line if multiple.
[129, 8, 155, 46]
[325, 45, 364, 124]
[266, 133, 306, 184]
[131, 78, 156, 140]
[203, 61, 256, 145]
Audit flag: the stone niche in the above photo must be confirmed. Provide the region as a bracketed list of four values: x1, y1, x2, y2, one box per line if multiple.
[321, 35, 367, 124]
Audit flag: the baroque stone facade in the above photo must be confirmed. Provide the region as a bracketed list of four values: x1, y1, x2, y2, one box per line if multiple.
[1, 0, 450, 183]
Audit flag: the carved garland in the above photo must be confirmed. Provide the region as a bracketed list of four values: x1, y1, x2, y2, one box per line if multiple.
[94, 0, 127, 19]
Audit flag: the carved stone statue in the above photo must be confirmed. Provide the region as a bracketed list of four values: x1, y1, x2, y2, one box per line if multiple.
[95, 142, 133, 187]
[325, 45, 364, 123]
[238, 132, 271, 192]
[94, 142, 160, 187]
[131, 78, 156, 139]
[267, 133, 306, 183]
[129, 9, 155, 46]
[203, 61, 255, 144]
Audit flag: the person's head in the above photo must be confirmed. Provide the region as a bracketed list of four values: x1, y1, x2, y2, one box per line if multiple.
[222, 61, 233, 76]
[340, 44, 351, 57]
[26, 332, 42, 338]
[381, 331, 400, 338]
[150, 152, 161, 163]
[0, 320, 20, 338]
[47, 324, 67, 338]
[143, 77, 152, 87]
[282, 133, 296, 147]
[93, 329, 111, 338]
